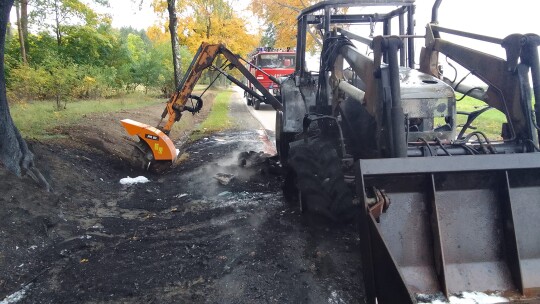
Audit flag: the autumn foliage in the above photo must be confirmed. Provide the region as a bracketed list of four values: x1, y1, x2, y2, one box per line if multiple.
[249, 0, 316, 48]
[152, 0, 258, 57]
[5, 0, 313, 104]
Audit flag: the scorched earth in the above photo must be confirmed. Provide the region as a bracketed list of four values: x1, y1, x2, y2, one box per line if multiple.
[0, 89, 363, 304]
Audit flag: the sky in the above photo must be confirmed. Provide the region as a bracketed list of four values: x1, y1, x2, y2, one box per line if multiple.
[105, 0, 539, 60]
[414, 0, 540, 35]
[106, 0, 158, 30]
[105, 0, 252, 30]
[12, 0, 540, 59]
[413, 0, 540, 62]
[9, 0, 539, 37]
[105, 0, 540, 36]
[103, 0, 539, 74]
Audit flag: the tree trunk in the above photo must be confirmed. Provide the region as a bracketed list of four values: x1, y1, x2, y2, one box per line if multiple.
[206, 16, 211, 39]
[5, 9, 10, 38]
[205, 16, 218, 85]
[167, 0, 182, 90]
[15, 1, 27, 64]
[20, 0, 28, 53]
[0, 0, 51, 191]
[215, 55, 223, 86]
[54, 0, 62, 46]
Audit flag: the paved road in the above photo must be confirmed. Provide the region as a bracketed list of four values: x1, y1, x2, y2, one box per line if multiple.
[231, 87, 278, 155]
[232, 87, 276, 133]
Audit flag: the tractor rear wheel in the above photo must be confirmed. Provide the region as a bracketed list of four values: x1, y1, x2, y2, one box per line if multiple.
[288, 138, 356, 222]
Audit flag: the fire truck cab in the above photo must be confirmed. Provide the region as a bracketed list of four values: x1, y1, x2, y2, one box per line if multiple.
[245, 48, 295, 110]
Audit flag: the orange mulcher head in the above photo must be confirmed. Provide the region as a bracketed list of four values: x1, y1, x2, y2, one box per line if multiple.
[120, 119, 177, 172]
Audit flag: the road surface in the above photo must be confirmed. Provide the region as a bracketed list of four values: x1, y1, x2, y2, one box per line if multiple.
[233, 87, 276, 134]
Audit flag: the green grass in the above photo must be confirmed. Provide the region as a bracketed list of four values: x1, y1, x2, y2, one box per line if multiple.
[454, 95, 507, 139]
[11, 93, 162, 139]
[434, 94, 507, 140]
[437, 93, 538, 140]
[190, 89, 234, 141]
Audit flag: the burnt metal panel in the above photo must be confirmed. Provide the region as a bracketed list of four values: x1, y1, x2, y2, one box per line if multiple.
[374, 175, 441, 294]
[369, 215, 416, 304]
[359, 153, 540, 175]
[281, 78, 318, 133]
[434, 171, 514, 293]
[508, 169, 540, 297]
[340, 45, 378, 116]
[356, 153, 540, 303]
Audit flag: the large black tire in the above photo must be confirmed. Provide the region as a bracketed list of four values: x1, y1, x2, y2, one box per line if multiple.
[245, 94, 253, 106]
[253, 98, 261, 110]
[288, 138, 356, 222]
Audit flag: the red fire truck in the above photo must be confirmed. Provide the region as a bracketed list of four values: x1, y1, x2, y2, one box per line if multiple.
[245, 48, 295, 110]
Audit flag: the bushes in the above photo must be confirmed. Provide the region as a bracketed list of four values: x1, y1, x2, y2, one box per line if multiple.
[5, 27, 194, 105]
[72, 65, 119, 99]
[8, 59, 122, 106]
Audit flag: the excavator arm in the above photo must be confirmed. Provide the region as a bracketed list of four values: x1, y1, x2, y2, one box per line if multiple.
[159, 42, 282, 134]
[121, 43, 282, 171]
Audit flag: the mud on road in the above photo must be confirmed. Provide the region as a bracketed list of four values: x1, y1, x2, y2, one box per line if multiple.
[0, 91, 363, 303]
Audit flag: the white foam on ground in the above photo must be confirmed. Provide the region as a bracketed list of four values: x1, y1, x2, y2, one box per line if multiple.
[450, 292, 508, 304]
[0, 284, 31, 304]
[418, 291, 508, 304]
[328, 289, 346, 304]
[119, 176, 150, 185]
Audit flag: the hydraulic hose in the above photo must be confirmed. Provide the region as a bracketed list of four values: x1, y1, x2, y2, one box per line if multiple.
[184, 95, 203, 113]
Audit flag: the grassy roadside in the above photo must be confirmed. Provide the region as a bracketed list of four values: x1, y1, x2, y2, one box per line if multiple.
[454, 94, 506, 139]
[11, 93, 162, 139]
[189, 88, 235, 141]
[10, 87, 509, 143]
[11, 85, 213, 140]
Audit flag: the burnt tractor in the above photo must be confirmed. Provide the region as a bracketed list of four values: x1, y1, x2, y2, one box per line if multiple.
[276, 0, 540, 303]
[121, 0, 540, 302]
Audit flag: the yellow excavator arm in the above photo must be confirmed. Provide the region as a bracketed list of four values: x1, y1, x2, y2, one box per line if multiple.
[121, 42, 283, 171]
[160, 43, 221, 135]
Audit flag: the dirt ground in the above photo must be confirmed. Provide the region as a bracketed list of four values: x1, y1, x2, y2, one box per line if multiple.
[0, 90, 363, 303]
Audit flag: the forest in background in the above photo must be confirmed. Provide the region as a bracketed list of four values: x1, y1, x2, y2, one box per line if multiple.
[4, 0, 309, 107]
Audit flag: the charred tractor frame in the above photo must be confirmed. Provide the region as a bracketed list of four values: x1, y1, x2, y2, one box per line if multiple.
[278, 0, 540, 303]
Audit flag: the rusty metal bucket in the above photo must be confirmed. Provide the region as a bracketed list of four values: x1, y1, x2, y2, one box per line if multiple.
[356, 153, 540, 303]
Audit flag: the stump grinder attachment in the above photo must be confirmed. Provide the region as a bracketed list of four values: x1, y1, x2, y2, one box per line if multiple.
[120, 119, 177, 171]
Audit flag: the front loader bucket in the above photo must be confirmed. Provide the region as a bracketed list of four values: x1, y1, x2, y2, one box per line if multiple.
[121, 119, 177, 162]
[356, 153, 540, 303]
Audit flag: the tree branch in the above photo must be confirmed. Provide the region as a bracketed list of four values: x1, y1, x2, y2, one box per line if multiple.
[271, 1, 301, 13]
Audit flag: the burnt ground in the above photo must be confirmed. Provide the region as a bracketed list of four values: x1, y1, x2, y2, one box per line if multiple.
[0, 90, 363, 303]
